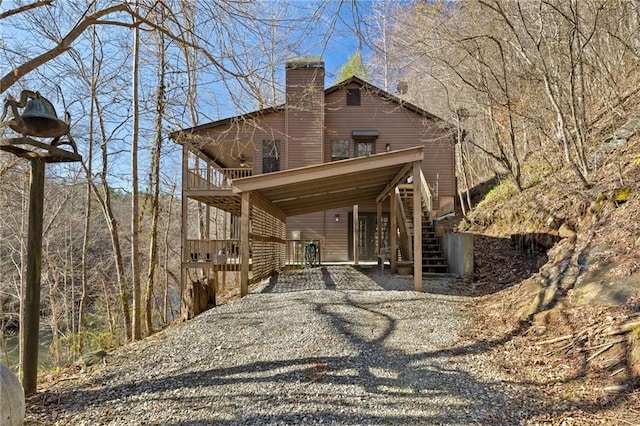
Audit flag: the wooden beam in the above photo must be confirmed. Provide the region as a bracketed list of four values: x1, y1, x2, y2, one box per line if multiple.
[413, 160, 423, 292]
[232, 147, 424, 193]
[273, 185, 382, 206]
[183, 188, 236, 198]
[390, 190, 397, 273]
[268, 181, 388, 204]
[376, 201, 382, 257]
[240, 191, 250, 297]
[376, 163, 413, 203]
[21, 158, 45, 396]
[259, 170, 393, 194]
[276, 187, 382, 217]
[0, 137, 81, 163]
[181, 145, 188, 290]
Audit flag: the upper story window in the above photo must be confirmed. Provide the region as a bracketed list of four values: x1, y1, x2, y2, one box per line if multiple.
[355, 140, 375, 157]
[262, 140, 280, 173]
[346, 88, 361, 106]
[331, 139, 349, 161]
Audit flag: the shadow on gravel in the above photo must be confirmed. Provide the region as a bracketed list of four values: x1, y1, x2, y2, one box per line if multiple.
[28, 288, 632, 425]
[259, 265, 388, 293]
[26, 266, 637, 424]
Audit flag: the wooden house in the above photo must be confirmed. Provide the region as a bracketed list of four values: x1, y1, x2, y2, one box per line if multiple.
[171, 56, 456, 315]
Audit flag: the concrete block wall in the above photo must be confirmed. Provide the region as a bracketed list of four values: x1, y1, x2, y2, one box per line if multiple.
[441, 233, 474, 277]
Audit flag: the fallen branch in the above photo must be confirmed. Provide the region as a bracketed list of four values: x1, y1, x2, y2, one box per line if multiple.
[581, 338, 626, 352]
[603, 321, 640, 336]
[587, 343, 615, 362]
[603, 384, 628, 393]
[610, 367, 625, 377]
[536, 334, 574, 345]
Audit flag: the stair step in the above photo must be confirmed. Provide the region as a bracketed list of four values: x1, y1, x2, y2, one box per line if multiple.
[422, 264, 449, 273]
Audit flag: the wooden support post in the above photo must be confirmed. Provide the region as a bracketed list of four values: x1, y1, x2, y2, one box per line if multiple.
[353, 204, 359, 265]
[240, 191, 250, 297]
[0, 136, 81, 396]
[181, 146, 188, 299]
[376, 201, 382, 256]
[413, 160, 423, 292]
[390, 188, 397, 273]
[21, 158, 45, 396]
[222, 211, 227, 290]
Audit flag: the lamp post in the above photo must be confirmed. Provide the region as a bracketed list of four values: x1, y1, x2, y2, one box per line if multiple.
[0, 90, 81, 396]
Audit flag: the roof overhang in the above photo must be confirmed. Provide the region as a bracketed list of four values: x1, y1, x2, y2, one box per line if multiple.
[232, 147, 423, 217]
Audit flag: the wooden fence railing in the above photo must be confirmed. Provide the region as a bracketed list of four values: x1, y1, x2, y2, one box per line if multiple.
[187, 167, 252, 190]
[284, 240, 321, 268]
[185, 239, 240, 266]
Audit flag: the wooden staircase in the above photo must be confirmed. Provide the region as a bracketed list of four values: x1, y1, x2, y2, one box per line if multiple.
[421, 223, 449, 274]
[396, 182, 449, 274]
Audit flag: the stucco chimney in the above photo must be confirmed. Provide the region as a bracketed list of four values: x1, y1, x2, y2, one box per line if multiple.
[285, 56, 325, 168]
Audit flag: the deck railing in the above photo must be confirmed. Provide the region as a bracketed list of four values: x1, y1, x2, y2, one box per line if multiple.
[187, 167, 252, 190]
[284, 240, 321, 268]
[186, 239, 240, 265]
[419, 169, 433, 218]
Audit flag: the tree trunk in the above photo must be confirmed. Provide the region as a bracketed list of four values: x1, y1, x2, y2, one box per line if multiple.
[145, 25, 166, 334]
[131, 1, 142, 342]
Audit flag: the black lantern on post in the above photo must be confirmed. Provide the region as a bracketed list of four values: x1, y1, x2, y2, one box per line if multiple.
[0, 90, 81, 396]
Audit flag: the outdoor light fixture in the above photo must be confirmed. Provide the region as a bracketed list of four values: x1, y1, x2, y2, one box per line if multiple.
[385, 143, 391, 152]
[335, 213, 340, 222]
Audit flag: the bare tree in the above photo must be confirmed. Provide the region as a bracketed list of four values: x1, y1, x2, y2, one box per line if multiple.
[130, 0, 142, 342]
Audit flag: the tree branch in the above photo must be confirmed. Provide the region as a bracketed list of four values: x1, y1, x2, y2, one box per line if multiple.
[0, 0, 53, 21]
[1, 4, 130, 93]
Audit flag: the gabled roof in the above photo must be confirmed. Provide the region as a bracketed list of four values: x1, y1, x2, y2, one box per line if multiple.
[326, 76, 445, 122]
[169, 76, 448, 139]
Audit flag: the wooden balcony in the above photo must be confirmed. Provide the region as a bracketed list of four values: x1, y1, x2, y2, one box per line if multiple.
[187, 167, 252, 190]
[186, 168, 252, 214]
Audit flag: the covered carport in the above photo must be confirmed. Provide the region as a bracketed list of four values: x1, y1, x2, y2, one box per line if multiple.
[231, 146, 425, 294]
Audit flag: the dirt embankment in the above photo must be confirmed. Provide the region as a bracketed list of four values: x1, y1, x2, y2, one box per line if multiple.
[452, 114, 640, 422]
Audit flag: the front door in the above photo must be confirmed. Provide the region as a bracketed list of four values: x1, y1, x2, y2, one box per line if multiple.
[357, 215, 369, 259]
[348, 213, 389, 261]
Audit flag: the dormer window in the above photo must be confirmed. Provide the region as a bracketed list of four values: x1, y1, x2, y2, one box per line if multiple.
[346, 88, 361, 106]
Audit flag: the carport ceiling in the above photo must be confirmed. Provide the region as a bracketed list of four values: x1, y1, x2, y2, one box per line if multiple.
[232, 146, 424, 217]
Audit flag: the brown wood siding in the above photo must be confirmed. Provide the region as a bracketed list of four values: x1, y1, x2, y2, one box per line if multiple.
[285, 67, 324, 169]
[322, 207, 350, 261]
[287, 208, 351, 262]
[324, 83, 455, 199]
[199, 111, 286, 174]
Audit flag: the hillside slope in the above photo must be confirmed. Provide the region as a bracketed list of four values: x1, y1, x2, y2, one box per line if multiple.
[454, 86, 640, 423]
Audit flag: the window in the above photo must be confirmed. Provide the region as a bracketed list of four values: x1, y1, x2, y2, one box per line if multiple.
[262, 140, 280, 173]
[331, 139, 349, 161]
[355, 140, 375, 157]
[346, 88, 361, 106]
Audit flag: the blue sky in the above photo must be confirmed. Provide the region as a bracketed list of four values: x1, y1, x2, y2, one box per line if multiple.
[0, 0, 382, 189]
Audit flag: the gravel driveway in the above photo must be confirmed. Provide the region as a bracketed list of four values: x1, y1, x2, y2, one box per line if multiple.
[27, 266, 547, 425]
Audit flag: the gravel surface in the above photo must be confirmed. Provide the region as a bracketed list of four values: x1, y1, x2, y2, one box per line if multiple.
[26, 266, 549, 425]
